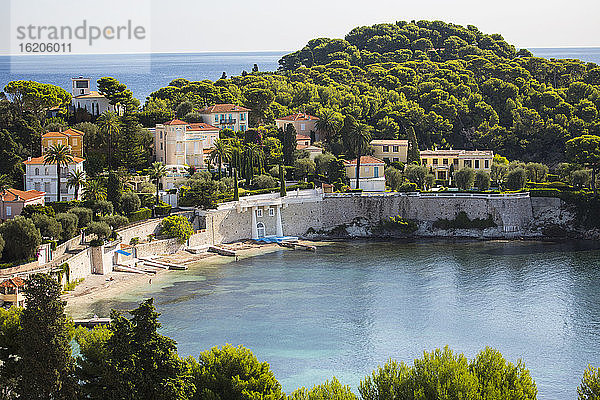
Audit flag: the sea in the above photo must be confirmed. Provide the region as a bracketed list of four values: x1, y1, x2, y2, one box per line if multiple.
[76, 240, 600, 400]
[0, 47, 599, 102]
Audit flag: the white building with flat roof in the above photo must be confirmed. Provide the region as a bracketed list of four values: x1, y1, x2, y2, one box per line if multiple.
[70, 77, 118, 116]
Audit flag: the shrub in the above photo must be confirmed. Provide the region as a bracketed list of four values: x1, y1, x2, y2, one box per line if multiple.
[128, 208, 152, 223]
[160, 215, 194, 243]
[405, 164, 427, 188]
[48, 200, 82, 214]
[31, 213, 62, 240]
[93, 200, 114, 217]
[21, 204, 55, 219]
[120, 192, 141, 214]
[475, 170, 491, 191]
[253, 174, 277, 189]
[385, 167, 403, 190]
[101, 215, 129, 230]
[398, 182, 418, 192]
[379, 215, 418, 234]
[154, 203, 172, 216]
[55, 213, 79, 242]
[294, 158, 316, 181]
[129, 237, 140, 245]
[455, 167, 475, 190]
[188, 344, 283, 400]
[289, 378, 357, 400]
[0, 216, 42, 262]
[424, 173, 436, 190]
[86, 221, 112, 241]
[505, 168, 527, 190]
[525, 162, 549, 182]
[68, 207, 93, 228]
[433, 211, 496, 229]
[571, 170, 591, 189]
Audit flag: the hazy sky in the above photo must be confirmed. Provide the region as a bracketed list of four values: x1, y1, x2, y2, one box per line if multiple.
[1, 0, 599, 55]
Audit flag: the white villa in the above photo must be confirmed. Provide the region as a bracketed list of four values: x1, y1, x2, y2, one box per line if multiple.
[197, 104, 250, 132]
[344, 156, 386, 192]
[70, 77, 118, 116]
[154, 119, 220, 169]
[24, 156, 85, 201]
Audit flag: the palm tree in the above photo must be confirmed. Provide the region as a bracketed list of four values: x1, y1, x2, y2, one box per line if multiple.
[210, 139, 231, 179]
[67, 170, 86, 200]
[315, 109, 342, 144]
[44, 144, 74, 202]
[83, 179, 107, 202]
[148, 162, 167, 205]
[97, 111, 120, 169]
[350, 123, 373, 189]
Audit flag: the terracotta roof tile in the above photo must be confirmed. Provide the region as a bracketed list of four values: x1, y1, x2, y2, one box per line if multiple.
[1, 188, 45, 202]
[24, 156, 85, 165]
[296, 134, 311, 140]
[277, 113, 319, 122]
[188, 123, 219, 131]
[163, 119, 188, 126]
[197, 104, 250, 113]
[344, 156, 385, 165]
[0, 277, 26, 288]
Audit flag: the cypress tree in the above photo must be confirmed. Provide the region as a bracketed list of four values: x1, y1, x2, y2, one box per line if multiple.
[279, 164, 286, 197]
[407, 125, 421, 164]
[233, 168, 239, 201]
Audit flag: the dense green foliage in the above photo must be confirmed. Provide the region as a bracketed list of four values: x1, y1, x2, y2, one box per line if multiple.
[578, 365, 600, 400]
[0, 216, 42, 262]
[160, 215, 194, 243]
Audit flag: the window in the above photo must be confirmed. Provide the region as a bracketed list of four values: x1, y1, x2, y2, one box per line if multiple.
[443, 158, 448, 165]
[60, 183, 68, 193]
[374, 166, 379, 178]
[423, 159, 427, 165]
[45, 168, 49, 175]
[160, 142, 163, 150]
[269, 207, 275, 217]
[382, 145, 389, 152]
[228, 114, 232, 120]
[485, 159, 490, 169]
[240, 125, 246, 132]
[383, 157, 389, 162]
[256, 209, 263, 218]
[6, 206, 11, 216]
[35, 168, 39, 175]
[453, 159, 459, 166]
[214, 115, 219, 122]
[241, 113, 246, 121]
[256, 222, 265, 238]
[433, 159, 438, 165]
[393, 157, 399, 162]
[160, 131, 163, 139]
[44, 182, 51, 192]
[34, 182, 41, 191]
[474, 160, 480, 169]
[300, 123, 306, 131]
[73, 138, 77, 146]
[464, 160, 472, 168]
[393, 146, 399, 152]
[48, 140, 53, 146]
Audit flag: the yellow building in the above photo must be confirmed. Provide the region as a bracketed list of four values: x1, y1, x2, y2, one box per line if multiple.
[0, 277, 26, 307]
[344, 156, 386, 192]
[370, 139, 409, 163]
[42, 128, 84, 158]
[420, 149, 494, 180]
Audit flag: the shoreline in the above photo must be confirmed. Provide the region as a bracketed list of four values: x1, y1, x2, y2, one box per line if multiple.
[64, 241, 324, 318]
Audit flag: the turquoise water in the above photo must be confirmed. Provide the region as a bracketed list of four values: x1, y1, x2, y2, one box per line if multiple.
[1, 48, 599, 101]
[83, 240, 600, 400]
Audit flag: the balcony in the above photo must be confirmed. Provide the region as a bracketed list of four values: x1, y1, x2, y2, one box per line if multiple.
[218, 118, 237, 125]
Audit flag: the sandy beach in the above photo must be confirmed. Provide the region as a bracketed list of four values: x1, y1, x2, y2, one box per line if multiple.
[63, 241, 311, 317]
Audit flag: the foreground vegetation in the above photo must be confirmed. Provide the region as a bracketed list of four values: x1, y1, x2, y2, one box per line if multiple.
[0, 274, 599, 399]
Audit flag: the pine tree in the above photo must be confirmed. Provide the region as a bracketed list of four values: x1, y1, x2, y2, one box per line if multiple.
[18, 274, 77, 399]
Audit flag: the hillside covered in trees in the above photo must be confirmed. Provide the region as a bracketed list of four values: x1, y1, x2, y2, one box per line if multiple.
[145, 20, 600, 165]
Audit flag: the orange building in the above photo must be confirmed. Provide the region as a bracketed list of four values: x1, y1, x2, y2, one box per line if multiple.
[41, 128, 84, 158]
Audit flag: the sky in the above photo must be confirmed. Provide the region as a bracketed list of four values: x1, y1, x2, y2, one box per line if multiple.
[1, 0, 599, 55]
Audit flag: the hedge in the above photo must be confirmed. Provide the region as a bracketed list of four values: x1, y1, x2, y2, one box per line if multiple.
[154, 204, 172, 216]
[128, 207, 152, 223]
[48, 200, 82, 214]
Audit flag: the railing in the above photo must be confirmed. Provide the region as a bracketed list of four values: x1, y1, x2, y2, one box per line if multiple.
[218, 118, 236, 125]
[324, 191, 530, 199]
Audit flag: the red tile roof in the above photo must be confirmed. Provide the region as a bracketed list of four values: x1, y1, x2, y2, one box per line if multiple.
[1, 188, 45, 202]
[188, 123, 219, 131]
[197, 104, 250, 113]
[42, 128, 84, 138]
[344, 156, 385, 165]
[277, 113, 319, 121]
[24, 156, 85, 165]
[0, 277, 26, 288]
[163, 119, 188, 125]
[296, 134, 311, 141]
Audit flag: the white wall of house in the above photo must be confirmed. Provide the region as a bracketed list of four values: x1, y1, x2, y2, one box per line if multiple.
[24, 162, 85, 201]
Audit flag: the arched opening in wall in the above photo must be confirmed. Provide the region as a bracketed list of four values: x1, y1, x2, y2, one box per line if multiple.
[256, 222, 265, 239]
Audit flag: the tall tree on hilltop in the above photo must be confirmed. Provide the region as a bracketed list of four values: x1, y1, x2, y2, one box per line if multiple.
[44, 143, 74, 202]
[18, 274, 77, 399]
[97, 111, 120, 170]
